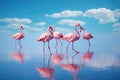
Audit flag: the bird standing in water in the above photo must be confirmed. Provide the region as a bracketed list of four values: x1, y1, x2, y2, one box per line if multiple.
[37, 26, 54, 55]
[62, 23, 81, 54]
[80, 26, 94, 46]
[12, 26, 24, 48]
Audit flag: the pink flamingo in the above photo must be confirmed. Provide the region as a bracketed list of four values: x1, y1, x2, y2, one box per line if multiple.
[80, 27, 93, 46]
[37, 26, 54, 55]
[12, 26, 24, 48]
[53, 27, 63, 53]
[63, 23, 81, 53]
[36, 53, 54, 80]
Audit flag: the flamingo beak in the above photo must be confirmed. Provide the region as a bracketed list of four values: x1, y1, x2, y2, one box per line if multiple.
[22, 27, 24, 30]
[20, 26, 24, 30]
[80, 26, 82, 32]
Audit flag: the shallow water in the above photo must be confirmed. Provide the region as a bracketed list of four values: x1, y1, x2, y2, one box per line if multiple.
[0, 41, 120, 80]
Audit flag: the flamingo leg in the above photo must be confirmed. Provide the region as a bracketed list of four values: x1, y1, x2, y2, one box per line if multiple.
[48, 41, 52, 55]
[72, 53, 79, 64]
[43, 42, 45, 54]
[66, 42, 70, 63]
[55, 39, 58, 53]
[18, 40, 22, 48]
[15, 40, 17, 50]
[43, 53, 46, 67]
[88, 40, 90, 47]
[48, 55, 51, 67]
[59, 39, 62, 53]
[72, 42, 80, 54]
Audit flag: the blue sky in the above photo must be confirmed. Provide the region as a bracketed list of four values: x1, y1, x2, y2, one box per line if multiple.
[0, 0, 120, 69]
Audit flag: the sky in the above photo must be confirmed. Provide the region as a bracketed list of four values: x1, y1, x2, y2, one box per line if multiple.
[0, 0, 120, 69]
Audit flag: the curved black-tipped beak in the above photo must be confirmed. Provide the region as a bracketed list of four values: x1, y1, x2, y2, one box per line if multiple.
[22, 27, 24, 30]
[20, 26, 24, 30]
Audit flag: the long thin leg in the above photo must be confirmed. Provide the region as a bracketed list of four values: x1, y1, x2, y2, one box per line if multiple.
[66, 42, 70, 63]
[72, 42, 80, 54]
[18, 40, 22, 48]
[55, 39, 58, 54]
[43, 42, 45, 54]
[59, 40, 62, 53]
[43, 51, 45, 67]
[48, 41, 52, 55]
[48, 55, 51, 67]
[15, 40, 17, 50]
[72, 53, 80, 64]
[88, 40, 90, 47]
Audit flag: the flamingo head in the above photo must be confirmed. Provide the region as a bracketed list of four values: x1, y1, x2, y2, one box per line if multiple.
[49, 26, 55, 32]
[19, 26, 24, 30]
[80, 26, 85, 32]
[75, 23, 81, 27]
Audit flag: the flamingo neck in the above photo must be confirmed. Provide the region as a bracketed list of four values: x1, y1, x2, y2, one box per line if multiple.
[49, 28, 53, 34]
[20, 28, 23, 33]
[74, 26, 80, 37]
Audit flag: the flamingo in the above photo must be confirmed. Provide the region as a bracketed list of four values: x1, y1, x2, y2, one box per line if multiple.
[63, 23, 81, 54]
[12, 26, 24, 48]
[80, 26, 93, 46]
[37, 26, 54, 55]
[53, 27, 63, 53]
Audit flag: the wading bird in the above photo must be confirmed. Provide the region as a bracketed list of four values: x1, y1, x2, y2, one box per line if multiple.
[12, 26, 24, 48]
[63, 23, 81, 54]
[37, 26, 54, 55]
[80, 27, 93, 46]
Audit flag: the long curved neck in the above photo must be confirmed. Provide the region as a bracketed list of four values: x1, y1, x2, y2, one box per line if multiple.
[49, 28, 53, 34]
[74, 26, 80, 37]
[19, 28, 23, 33]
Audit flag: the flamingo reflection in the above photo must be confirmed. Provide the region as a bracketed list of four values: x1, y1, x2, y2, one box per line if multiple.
[12, 46, 24, 64]
[61, 52, 83, 80]
[82, 46, 94, 66]
[36, 52, 54, 80]
[52, 44, 64, 64]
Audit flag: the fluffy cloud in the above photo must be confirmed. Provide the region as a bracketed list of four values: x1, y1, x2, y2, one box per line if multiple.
[113, 22, 120, 31]
[0, 23, 44, 33]
[86, 53, 120, 69]
[58, 19, 86, 26]
[35, 21, 46, 26]
[0, 18, 32, 24]
[45, 10, 83, 18]
[84, 8, 120, 24]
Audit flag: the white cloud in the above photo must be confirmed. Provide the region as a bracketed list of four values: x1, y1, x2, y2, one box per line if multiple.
[0, 23, 44, 33]
[35, 21, 46, 26]
[45, 10, 83, 18]
[58, 19, 86, 26]
[113, 22, 120, 27]
[55, 27, 72, 34]
[86, 53, 120, 69]
[84, 8, 120, 24]
[0, 18, 32, 24]
[113, 22, 120, 31]
[114, 9, 120, 18]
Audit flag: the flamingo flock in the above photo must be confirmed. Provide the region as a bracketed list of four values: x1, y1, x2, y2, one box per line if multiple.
[11, 24, 94, 80]
[12, 23, 93, 55]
